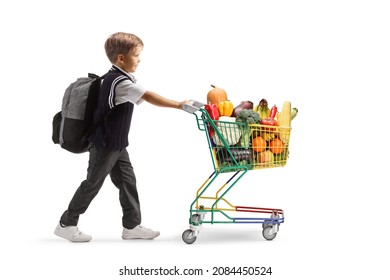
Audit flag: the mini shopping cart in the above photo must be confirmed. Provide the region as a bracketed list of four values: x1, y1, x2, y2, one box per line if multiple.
[181, 100, 292, 244]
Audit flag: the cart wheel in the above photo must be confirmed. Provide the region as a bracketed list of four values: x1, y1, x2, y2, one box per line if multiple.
[262, 226, 277, 241]
[182, 229, 197, 244]
[262, 213, 280, 229]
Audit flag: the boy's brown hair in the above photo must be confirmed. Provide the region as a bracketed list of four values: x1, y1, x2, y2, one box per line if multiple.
[104, 32, 144, 63]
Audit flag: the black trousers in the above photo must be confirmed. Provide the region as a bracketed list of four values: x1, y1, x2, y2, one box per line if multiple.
[60, 146, 141, 229]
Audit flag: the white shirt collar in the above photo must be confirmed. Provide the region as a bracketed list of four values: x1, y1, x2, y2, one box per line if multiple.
[111, 65, 137, 83]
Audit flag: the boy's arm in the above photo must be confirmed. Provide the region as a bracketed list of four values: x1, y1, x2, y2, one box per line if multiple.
[142, 91, 187, 109]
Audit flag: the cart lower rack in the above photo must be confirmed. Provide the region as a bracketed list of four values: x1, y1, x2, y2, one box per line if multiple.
[182, 101, 291, 244]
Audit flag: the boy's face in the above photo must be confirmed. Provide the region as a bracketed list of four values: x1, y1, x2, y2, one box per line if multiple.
[116, 45, 143, 73]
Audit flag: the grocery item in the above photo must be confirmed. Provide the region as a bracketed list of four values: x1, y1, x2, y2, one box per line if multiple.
[218, 100, 234, 117]
[207, 85, 228, 105]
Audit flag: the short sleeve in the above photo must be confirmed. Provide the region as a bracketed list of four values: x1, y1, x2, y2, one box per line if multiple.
[114, 79, 147, 106]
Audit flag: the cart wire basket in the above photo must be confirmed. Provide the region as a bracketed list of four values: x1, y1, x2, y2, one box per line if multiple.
[181, 101, 292, 244]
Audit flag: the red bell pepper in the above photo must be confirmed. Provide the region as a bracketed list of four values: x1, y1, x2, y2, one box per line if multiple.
[205, 103, 220, 120]
[205, 103, 220, 138]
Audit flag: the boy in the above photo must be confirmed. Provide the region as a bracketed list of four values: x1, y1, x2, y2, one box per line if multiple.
[54, 32, 188, 242]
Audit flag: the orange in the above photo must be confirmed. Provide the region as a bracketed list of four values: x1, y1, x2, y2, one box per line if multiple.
[269, 138, 284, 154]
[252, 136, 267, 152]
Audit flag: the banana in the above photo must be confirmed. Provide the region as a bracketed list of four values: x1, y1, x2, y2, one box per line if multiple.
[261, 131, 275, 141]
[256, 99, 271, 119]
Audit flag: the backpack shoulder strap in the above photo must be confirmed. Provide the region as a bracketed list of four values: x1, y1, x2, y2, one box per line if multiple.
[81, 73, 109, 143]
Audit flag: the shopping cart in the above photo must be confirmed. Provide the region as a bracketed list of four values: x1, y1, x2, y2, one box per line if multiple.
[181, 100, 292, 244]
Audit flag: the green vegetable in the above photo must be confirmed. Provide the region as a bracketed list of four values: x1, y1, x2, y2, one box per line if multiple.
[235, 109, 261, 148]
[240, 130, 251, 148]
[235, 109, 261, 124]
[291, 107, 298, 120]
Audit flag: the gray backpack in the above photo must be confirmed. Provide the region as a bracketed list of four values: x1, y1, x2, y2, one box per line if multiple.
[52, 73, 104, 153]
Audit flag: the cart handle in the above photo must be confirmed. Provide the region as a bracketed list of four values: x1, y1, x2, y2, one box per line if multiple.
[182, 99, 205, 113]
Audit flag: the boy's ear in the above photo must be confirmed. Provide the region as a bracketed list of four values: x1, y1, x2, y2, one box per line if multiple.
[117, 54, 125, 62]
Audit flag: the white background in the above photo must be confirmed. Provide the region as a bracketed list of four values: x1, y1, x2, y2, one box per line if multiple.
[1, 0, 389, 279]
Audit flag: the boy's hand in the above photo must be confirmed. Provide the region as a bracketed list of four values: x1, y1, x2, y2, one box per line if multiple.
[179, 100, 191, 110]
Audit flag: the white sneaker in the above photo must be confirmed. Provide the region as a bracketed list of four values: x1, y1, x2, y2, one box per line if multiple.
[54, 222, 92, 242]
[122, 225, 160, 240]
